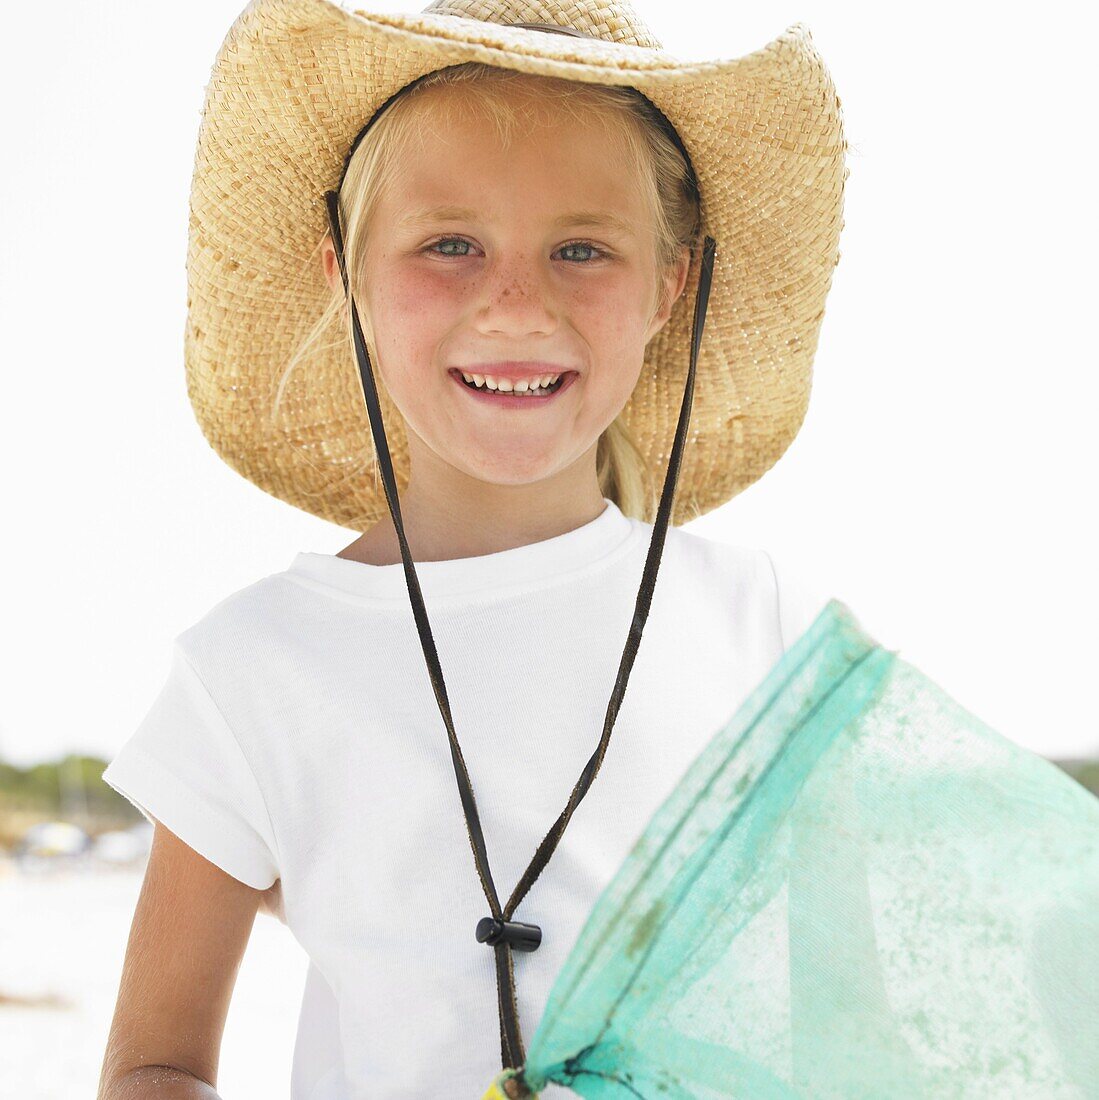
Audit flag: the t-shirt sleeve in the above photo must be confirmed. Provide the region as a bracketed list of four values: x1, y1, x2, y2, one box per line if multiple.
[101, 641, 280, 890]
[761, 548, 834, 655]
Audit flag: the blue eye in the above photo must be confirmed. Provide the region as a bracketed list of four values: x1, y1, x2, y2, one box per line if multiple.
[424, 237, 606, 263]
[429, 237, 473, 258]
[559, 241, 601, 263]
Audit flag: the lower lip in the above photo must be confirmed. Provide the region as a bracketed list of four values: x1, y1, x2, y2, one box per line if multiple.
[449, 370, 579, 409]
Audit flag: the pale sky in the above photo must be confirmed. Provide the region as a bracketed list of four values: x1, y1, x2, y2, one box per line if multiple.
[1, 0, 1096, 768]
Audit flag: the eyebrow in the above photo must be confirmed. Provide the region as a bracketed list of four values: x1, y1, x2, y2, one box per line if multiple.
[397, 204, 635, 236]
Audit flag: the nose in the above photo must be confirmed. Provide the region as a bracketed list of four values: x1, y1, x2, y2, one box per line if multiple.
[472, 255, 558, 339]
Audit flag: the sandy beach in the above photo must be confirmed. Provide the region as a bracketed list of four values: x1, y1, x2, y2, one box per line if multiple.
[0, 864, 308, 1099]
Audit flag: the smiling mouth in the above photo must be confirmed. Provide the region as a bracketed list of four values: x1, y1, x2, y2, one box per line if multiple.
[449, 369, 577, 398]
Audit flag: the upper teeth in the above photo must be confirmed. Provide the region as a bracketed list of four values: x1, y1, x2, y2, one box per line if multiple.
[460, 371, 562, 392]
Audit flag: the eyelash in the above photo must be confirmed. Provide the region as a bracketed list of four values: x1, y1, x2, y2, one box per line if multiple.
[422, 236, 608, 264]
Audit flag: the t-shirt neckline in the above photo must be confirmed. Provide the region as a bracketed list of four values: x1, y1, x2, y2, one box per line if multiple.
[285, 497, 639, 603]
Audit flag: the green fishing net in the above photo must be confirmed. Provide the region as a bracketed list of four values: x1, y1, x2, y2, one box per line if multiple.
[484, 598, 1099, 1099]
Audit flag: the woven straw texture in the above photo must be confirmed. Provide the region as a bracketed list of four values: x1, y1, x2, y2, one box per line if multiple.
[185, 0, 847, 529]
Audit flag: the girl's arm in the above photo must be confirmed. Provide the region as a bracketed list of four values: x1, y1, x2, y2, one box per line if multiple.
[96, 820, 267, 1099]
[99, 1066, 220, 1098]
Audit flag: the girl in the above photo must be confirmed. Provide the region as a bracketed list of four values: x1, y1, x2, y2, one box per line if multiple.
[97, 0, 844, 1096]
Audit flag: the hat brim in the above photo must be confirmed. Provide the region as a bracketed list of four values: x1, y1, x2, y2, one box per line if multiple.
[186, 0, 846, 529]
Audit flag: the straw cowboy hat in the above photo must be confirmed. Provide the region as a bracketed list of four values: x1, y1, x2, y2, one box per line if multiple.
[184, 0, 847, 530]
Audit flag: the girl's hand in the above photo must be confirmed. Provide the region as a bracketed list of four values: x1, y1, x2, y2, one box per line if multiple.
[481, 1069, 536, 1099]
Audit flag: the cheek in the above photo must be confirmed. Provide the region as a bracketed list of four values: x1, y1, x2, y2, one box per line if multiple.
[368, 271, 464, 381]
[573, 280, 654, 412]
[368, 265, 652, 369]
[373, 269, 465, 332]
[572, 280, 652, 357]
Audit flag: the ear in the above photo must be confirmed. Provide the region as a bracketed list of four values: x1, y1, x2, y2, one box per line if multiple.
[646, 244, 692, 342]
[321, 232, 375, 346]
[321, 233, 343, 295]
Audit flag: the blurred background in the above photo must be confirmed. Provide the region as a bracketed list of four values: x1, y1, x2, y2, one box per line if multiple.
[2, 0, 1096, 1096]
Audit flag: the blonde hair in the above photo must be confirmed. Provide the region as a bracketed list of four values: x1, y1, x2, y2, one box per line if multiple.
[280, 63, 701, 522]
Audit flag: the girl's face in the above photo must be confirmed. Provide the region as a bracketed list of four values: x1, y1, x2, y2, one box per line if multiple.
[325, 88, 690, 496]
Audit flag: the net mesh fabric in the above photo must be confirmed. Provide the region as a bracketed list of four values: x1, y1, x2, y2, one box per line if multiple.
[508, 600, 1099, 1099]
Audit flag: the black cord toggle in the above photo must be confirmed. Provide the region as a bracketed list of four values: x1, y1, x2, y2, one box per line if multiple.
[476, 916, 542, 953]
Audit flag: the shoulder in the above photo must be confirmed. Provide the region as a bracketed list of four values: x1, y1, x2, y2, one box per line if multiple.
[757, 546, 833, 652]
[661, 526, 832, 653]
[172, 564, 324, 690]
[659, 523, 767, 580]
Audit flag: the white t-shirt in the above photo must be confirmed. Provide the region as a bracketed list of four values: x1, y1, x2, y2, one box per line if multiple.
[101, 498, 831, 1099]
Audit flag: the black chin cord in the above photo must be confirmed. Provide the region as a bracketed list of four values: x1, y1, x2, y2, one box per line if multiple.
[324, 188, 715, 1072]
